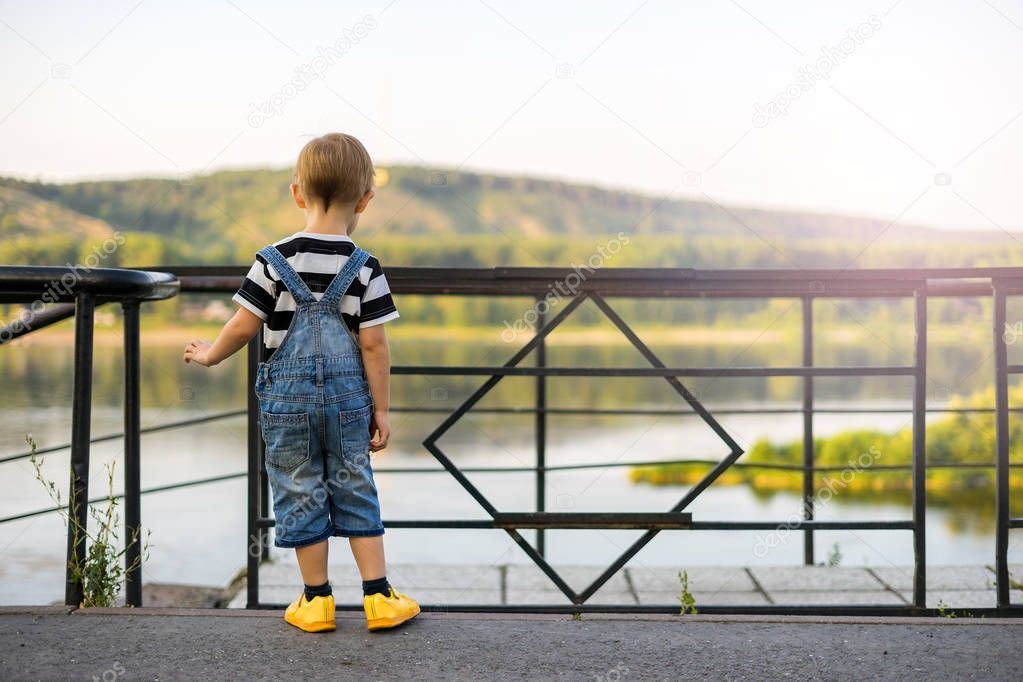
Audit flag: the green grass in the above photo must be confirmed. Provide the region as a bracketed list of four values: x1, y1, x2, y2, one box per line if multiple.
[631, 383, 1023, 517]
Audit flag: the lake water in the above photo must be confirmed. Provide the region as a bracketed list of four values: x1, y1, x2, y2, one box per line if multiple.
[1, 328, 1021, 605]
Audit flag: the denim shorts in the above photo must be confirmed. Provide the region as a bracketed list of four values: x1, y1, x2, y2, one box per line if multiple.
[256, 363, 384, 548]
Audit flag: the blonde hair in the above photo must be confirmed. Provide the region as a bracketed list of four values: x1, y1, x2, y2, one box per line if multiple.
[294, 133, 374, 210]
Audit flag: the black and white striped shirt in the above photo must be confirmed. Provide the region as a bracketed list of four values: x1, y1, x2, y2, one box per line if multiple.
[233, 232, 399, 358]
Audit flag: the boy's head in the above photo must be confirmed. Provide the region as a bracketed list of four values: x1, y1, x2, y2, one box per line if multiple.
[291, 133, 374, 215]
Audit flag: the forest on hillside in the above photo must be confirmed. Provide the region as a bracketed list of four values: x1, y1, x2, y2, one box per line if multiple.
[2, 165, 1018, 269]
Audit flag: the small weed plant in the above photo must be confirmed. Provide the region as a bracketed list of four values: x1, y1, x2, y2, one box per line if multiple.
[28, 435, 150, 607]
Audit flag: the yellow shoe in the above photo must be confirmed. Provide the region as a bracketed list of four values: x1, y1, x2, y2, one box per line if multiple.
[364, 587, 420, 631]
[284, 593, 336, 633]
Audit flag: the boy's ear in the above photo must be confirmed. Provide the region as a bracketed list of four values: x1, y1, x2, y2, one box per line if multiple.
[354, 189, 375, 214]
[290, 183, 307, 209]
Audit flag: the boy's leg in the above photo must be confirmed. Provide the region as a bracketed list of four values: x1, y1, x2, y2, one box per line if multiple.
[351, 534, 420, 631]
[349, 535, 385, 580]
[285, 539, 335, 633]
[295, 539, 329, 585]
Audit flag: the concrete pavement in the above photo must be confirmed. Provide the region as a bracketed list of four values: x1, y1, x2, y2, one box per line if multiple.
[2, 606, 1022, 681]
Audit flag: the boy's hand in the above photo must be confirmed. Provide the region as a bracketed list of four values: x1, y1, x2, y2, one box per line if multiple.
[183, 340, 216, 367]
[369, 410, 390, 452]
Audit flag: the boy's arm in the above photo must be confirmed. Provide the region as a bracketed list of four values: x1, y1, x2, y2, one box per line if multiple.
[183, 306, 262, 367]
[360, 323, 391, 451]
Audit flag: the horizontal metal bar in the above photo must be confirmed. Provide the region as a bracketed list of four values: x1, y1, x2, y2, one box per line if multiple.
[493, 512, 692, 529]
[253, 517, 911, 531]
[390, 405, 1023, 416]
[0, 472, 244, 525]
[257, 517, 696, 530]
[166, 265, 1023, 281]
[366, 459, 1023, 475]
[362, 520, 497, 529]
[0, 409, 247, 465]
[1010, 519, 1023, 529]
[990, 278, 1023, 293]
[391, 365, 915, 377]
[164, 266, 1023, 301]
[690, 520, 915, 530]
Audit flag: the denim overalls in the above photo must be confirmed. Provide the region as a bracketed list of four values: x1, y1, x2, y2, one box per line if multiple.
[254, 244, 384, 547]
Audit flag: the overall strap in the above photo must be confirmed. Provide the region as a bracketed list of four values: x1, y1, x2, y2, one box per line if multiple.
[257, 245, 316, 305]
[320, 247, 370, 306]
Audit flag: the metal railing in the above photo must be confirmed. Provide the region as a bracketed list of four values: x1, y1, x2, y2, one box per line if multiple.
[1, 264, 1021, 614]
[0, 265, 179, 607]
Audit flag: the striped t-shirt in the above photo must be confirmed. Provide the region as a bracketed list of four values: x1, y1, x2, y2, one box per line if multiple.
[232, 232, 399, 359]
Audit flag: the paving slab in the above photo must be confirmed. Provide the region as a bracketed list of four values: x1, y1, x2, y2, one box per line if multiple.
[498, 585, 557, 606]
[257, 560, 362, 586]
[768, 590, 907, 606]
[635, 589, 771, 606]
[872, 565, 994, 591]
[503, 564, 634, 602]
[749, 566, 879, 592]
[384, 563, 503, 593]
[368, 588, 503, 606]
[626, 565, 756, 593]
[906, 590, 1023, 610]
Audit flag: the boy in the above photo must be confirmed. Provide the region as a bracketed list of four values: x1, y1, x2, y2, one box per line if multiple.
[183, 133, 419, 633]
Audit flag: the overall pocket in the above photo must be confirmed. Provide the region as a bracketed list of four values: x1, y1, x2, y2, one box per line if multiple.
[339, 404, 373, 465]
[261, 412, 311, 473]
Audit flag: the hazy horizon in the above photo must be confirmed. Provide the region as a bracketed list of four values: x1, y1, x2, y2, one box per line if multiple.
[2, 159, 1013, 236]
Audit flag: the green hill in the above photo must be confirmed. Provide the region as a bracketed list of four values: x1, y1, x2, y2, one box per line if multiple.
[1, 166, 1020, 268]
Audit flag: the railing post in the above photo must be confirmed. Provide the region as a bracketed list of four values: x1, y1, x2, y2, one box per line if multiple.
[258, 328, 270, 561]
[802, 295, 814, 565]
[122, 300, 143, 607]
[912, 285, 927, 609]
[66, 290, 95, 607]
[535, 297, 547, 558]
[993, 283, 1010, 608]
[246, 334, 262, 608]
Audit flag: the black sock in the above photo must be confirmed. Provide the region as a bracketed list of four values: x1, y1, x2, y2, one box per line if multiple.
[304, 581, 332, 600]
[362, 576, 390, 597]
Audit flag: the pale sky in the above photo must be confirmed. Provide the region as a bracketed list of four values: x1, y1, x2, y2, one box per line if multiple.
[1, 0, 1021, 231]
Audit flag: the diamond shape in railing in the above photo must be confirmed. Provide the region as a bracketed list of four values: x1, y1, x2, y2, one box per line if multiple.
[421, 290, 745, 604]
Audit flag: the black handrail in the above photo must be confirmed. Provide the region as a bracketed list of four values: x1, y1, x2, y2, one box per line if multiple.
[0, 265, 178, 301]
[0, 265, 178, 608]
